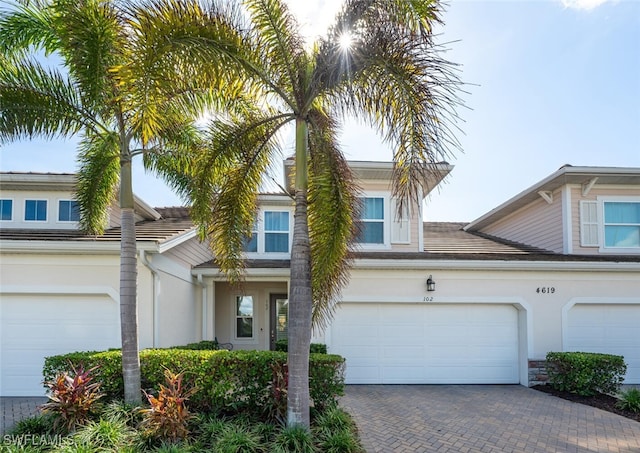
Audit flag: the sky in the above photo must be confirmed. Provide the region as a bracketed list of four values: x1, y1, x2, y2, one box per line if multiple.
[1, 0, 639, 222]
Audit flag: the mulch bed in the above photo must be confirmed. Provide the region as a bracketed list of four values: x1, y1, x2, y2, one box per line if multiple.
[532, 385, 640, 423]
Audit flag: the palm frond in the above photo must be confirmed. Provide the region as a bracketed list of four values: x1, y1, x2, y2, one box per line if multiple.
[50, 0, 124, 118]
[322, 1, 463, 210]
[184, 109, 292, 282]
[0, 1, 60, 57]
[0, 57, 102, 143]
[75, 132, 120, 234]
[244, 0, 306, 111]
[122, 0, 249, 145]
[306, 108, 359, 330]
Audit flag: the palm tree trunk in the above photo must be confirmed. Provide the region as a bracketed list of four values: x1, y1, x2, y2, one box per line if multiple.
[119, 159, 142, 405]
[287, 119, 312, 428]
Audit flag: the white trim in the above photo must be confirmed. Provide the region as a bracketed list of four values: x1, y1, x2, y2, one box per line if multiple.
[0, 240, 157, 253]
[1, 285, 120, 302]
[561, 297, 640, 351]
[562, 185, 572, 254]
[352, 258, 640, 272]
[23, 198, 48, 222]
[242, 207, 293, 257]
[0, 197, 14, 223]
[157, 229, 198, 253]
[55, 198, 80, 225]
[354, 192, 391, 250]
[581, 177, 598, 196]
[233, 294, 257, 342]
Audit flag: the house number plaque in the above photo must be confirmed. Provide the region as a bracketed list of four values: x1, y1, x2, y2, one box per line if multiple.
[536, 287, 556, 294]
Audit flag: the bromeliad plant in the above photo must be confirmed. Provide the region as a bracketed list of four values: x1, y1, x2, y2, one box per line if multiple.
[139, 368, 196, 442]
[41, 365, 104, 432]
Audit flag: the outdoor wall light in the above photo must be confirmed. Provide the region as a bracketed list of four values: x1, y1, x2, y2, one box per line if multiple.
[426, 275, 436, 292]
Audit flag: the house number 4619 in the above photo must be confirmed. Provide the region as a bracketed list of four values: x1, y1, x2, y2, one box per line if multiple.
[536, 287, 555, 294]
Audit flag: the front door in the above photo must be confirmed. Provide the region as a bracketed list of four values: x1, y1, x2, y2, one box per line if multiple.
[269, 294, 288, 350]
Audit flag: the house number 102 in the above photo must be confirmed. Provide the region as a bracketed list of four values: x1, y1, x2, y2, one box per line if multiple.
[536, 287, 555, 294]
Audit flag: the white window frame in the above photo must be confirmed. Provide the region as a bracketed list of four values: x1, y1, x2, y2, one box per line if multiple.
[355, 193, 391, 250]
[390, 197, 411, 244]
[24, 199, 48, 222]
[233, 294, 256, 341]
[242, 208, 292, 257]
[0, 198, 14, 222]
[57, 199, 80, 223]
[597, 196, 640, 254]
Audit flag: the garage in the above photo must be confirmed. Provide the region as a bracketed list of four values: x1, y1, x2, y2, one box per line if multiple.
[0, 294, 120, 396]
[329, 303, 520, 384]
[565, 304, 640, 384]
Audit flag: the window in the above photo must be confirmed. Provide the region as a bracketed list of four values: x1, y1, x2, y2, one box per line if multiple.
[58, 200, 80, 222]
[24, 200, 47, 221]
[242, 210, 290, 254]
[603, 201, 640, 248]
[356, 197, 384, 244]
[235, 296, 254, 338]
[264, 211, 289, 252]
[242, 220, 258, 253]
[0, 199, 12, 221]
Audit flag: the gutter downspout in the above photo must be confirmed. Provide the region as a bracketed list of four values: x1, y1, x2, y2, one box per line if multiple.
[196, 274, 208, 341]
[139, 250, 160, 347]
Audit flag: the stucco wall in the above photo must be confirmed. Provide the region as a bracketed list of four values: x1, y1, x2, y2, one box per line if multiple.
[318, 264, 640, 384]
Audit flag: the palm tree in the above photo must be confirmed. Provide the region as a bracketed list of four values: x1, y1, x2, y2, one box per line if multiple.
[0, 0, 244, 404]
[156, 0, 463, 428]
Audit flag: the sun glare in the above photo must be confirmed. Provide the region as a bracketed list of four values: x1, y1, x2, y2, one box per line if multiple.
[339, 31, 353, 51]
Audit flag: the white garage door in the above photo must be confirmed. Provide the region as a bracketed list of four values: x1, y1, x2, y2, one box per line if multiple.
[566, 304, 640, 384]
[0, 294, 120, 396]
[330, 303, 519, 384]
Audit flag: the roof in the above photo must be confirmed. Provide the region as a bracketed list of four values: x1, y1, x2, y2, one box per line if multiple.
[0, 207, 194, 244]
[465, 165, 640, 232]
[192, 221, 640, 270]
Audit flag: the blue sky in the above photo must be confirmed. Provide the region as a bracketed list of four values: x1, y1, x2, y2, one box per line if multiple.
[1, 0, 638, 221]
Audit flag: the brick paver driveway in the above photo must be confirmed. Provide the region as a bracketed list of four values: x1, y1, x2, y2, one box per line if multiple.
[340, 385, 640, 453]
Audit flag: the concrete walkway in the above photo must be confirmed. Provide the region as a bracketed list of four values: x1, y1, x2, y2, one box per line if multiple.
[340, 385, 640, 453]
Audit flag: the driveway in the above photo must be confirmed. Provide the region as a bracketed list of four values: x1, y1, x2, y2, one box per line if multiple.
[340, 385, 640, 453]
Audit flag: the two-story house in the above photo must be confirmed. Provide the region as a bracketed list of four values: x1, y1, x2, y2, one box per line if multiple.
[0, 163, 638, 396]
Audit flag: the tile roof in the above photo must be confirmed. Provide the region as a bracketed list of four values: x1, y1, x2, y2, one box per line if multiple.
[0, 207, 194, 243]
[422, 222, 550, 255]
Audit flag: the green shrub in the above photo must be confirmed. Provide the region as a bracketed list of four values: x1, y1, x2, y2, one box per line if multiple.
[616, 388, 640, 413]
[270, 425, 317, 453]
[8, 414, 56, 437]
[275, 340, 327, 354]
[43, 349, 345, 419]
[546, 351, 626, 396]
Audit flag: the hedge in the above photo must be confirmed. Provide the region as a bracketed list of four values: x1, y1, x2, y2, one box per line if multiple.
[274, 339, 327, 354]
[546, 351, 626, 396]
[43, 348, 345, 417]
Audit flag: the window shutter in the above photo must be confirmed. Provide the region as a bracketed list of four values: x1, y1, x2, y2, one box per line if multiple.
[580, 200, 599, 247]
[391, 198, 410, 244]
